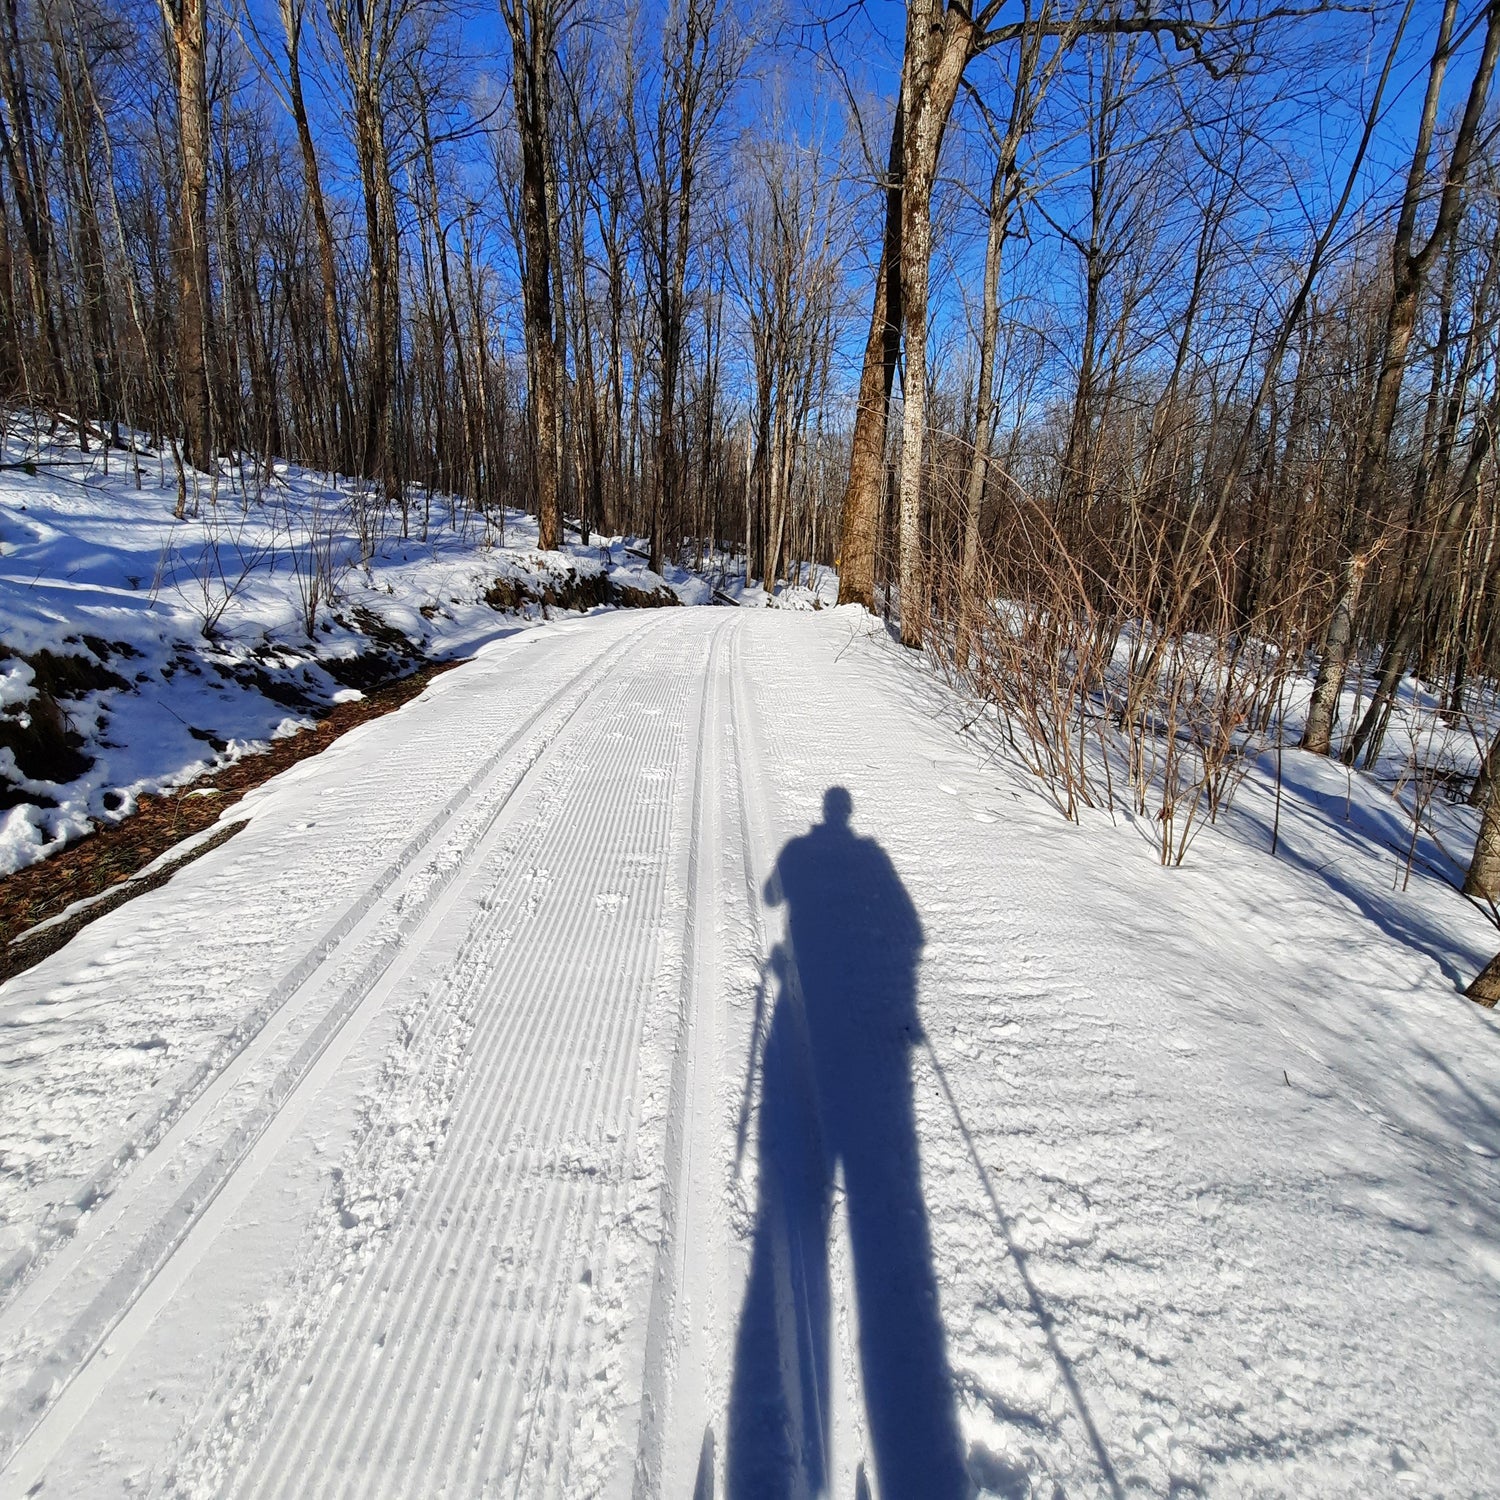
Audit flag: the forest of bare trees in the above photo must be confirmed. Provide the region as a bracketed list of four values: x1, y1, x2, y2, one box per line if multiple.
[7, 0, 1500, 905]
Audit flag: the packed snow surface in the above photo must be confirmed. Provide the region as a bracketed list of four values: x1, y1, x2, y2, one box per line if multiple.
[0, 607, 1496, 1498]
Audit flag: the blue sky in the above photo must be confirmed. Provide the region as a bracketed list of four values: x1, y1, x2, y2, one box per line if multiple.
[231, 0, 1495, 416]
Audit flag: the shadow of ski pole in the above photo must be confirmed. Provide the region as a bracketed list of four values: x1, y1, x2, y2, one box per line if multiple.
[921, 1038, 1126, 1500]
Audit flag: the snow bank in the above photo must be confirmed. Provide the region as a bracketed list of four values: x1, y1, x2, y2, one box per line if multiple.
[0, 424, 702, 874]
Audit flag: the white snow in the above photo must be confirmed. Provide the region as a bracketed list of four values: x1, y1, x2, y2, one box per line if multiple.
[0, 601, 1496, 1495]
[0, 423, 699, 874]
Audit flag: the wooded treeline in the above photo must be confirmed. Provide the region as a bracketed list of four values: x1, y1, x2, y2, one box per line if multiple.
[8, 0, 1500, 895]
[0, 0, 847, 585]
[835, 0, 1500, 901]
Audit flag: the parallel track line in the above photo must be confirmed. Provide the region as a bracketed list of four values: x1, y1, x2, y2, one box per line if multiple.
[0, 616, 668, 1495]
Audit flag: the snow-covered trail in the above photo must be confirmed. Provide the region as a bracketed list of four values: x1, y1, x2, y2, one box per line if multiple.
[1, 608, 1497, 1498]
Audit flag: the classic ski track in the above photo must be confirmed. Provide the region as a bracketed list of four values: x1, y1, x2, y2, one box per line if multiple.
[729, 618, 873, 1496]
[215, 615, 731, 1500]
[0, 618, 651, 1314]
[0, 621, 654, 1314]
[631, 612, 736, 1499]
[152, 674, 646, 1496]
[0, 613, 670, 1493]
[2, 612, 876, 1500]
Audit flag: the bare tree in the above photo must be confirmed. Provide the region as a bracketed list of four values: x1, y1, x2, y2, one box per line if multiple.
[1302, 0, 1500, 754]
[496, 0, 566, 549]
[729, 129, 843, 592]
[323, 0, 415, 509]
[629, 0, 741, 570]
[160, 0, 214, 483]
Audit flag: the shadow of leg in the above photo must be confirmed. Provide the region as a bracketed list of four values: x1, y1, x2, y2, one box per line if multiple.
[726, 1006, 831, 1499]
[845, 1124, 970, 1499]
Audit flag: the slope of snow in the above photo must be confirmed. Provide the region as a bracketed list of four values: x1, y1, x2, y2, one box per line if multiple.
[0, 607, 1495, 1498]
[0, 425, 696, 874]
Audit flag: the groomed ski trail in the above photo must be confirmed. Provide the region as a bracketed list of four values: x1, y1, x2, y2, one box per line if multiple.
[0, 615, 662, 1463]
[0, 607, 1496, 1499]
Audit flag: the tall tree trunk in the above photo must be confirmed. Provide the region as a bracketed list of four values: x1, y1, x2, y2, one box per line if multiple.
[46, 18, 118, 442]
[894, 0, 974, 648]
[499, 0, 561, 549]
[0, 153, 19, 393]
[837, 95, 904, 611]
[960, 150, 1012, 620]
[543, 83, 569, 536]
[163, 0, 214, 483]
[280, 0, 348, 470]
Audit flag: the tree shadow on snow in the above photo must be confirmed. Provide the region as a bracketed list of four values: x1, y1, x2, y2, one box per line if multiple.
[725, 787, 971, 1500]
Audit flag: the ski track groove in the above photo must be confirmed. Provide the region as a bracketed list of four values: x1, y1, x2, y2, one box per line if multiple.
[629, 613, 734, 1500]
[155, 735, 590, 1496]
[216, 621, 716, 1499]
[0, 614, 670, 1493]
[0, 619, 650, 1321]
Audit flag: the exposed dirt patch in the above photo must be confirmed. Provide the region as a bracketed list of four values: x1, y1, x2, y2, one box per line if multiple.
[27, 644, 132, 698]
[319, 607, 427, 694]
[485, 567, 610, 613]
[0, 657, 457, 978]
[0, 641, 132, 796]
[608, 578, 679, 609]
[483, 568, 677, 614]
[0, 692, 88, 794]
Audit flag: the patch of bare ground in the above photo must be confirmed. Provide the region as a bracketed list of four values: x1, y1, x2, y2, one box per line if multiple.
[0, 658, 457, 983]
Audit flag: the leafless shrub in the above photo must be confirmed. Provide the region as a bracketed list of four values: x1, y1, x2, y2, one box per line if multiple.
[279, 484, 353, 638]
[169, 496, 278, 640]
[930, 492, 1302, 865]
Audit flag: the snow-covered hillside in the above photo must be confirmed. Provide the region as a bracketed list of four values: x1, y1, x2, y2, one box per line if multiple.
[0, 426, 712, 874]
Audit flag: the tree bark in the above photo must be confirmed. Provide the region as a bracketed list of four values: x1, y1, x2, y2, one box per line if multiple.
[1464, 951, 1500, 1008]
[1464, 753, 1500, 903]
[45, 16, 118, 442]
[162, 0, 214, 482]
[837, 94, 904, 611]
[894, 0, 974, 647]
[499, 0, 562, 550]
[1472, 724, 1500, 809]
[1343, 396, 1497, 765]
[279, 0, 348, 470]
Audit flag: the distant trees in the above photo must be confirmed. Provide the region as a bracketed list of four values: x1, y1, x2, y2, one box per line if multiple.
[0, 0, 845, 591]
[729, 129, 845, 590]
[0, 0, 68, 418]
[628, 0, 742, 571]
[1302, 0, 1500, 757]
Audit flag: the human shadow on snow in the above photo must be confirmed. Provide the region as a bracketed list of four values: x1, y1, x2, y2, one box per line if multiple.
[724, 786, 970, 1500]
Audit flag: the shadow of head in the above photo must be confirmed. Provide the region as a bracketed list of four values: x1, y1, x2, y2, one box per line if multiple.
[822, 784, 853, 826]
[770, 784, 925, 1015]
